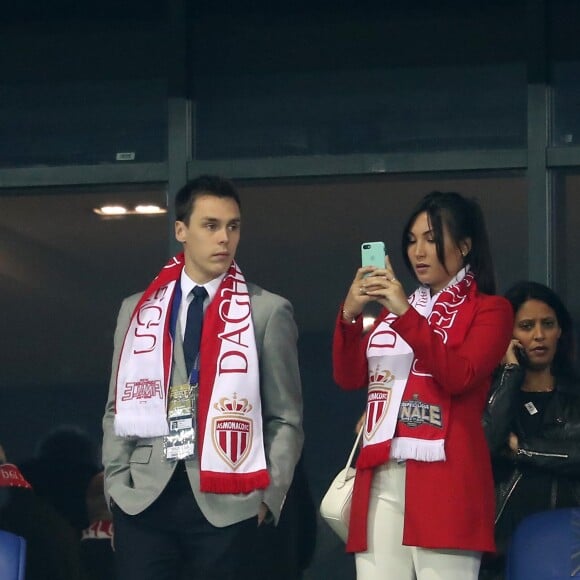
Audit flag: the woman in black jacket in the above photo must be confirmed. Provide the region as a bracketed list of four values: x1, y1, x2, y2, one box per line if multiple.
[481, 281, 580, 579]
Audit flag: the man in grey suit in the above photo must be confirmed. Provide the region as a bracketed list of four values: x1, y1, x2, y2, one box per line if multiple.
[102, 175, 304, 580]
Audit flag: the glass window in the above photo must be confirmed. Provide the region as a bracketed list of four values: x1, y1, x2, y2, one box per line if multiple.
[552, 62, 580, 147]
[194, 65, 526, 159]
[550, 1, 580, 147]
[191, 4, 527, 160]
[555, 171, 580, 326]
[0, 79, 167, 167]
[0, 20, 168, 168]
[549, 0, 580, 62]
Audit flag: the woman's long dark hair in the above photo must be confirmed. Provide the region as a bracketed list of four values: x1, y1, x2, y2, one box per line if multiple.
[504, 281, 576, 380]
[401, 191, 497, 295]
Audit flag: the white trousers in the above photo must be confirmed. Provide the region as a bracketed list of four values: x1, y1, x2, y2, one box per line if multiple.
[355, 460, 481, 580]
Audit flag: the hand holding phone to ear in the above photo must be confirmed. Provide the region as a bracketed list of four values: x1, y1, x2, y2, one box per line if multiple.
[503, 339, 526, 366]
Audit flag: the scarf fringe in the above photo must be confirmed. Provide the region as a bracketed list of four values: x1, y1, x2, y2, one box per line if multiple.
[390, 437, 446, 462]
[200, 469, 270, 494]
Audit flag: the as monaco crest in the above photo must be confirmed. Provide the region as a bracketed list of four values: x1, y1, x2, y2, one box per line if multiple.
[365, 367, 395, 441]
[212, 394, 253, 470]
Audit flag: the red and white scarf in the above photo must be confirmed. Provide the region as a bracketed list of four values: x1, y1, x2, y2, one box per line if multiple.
[357, 268, 477, 469]
[81, 519, 114, 541]
[0, 463, 32, 489]
[114, 254, 269, 494]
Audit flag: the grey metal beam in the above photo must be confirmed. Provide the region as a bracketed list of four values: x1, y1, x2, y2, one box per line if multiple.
[552, 171, 568, 300]
[526, 0, 551, 286]
[0, 163, 167, 189]
[547, 146, 580, 167]
[526, 92, 552, 287]
[167, 0, 189, 256]
[0, 148, 528, 192]
[188, 150, 527, 181]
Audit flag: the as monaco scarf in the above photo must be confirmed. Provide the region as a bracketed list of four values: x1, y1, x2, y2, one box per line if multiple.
[114, 254, 269, 493]
[357, 268, 477, 469]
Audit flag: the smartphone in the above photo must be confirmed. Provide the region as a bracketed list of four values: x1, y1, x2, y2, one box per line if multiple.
[515, 344, 529, 367]
[361, 241, 386, 271]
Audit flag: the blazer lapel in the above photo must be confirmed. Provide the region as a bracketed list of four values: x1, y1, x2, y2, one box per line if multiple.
[173, 319, 188, 384]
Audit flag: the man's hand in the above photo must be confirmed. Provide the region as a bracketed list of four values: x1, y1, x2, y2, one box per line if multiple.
[257, 502, 269, 525]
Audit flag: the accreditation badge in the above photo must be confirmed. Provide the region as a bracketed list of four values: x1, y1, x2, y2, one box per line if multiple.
[163, 382, 196, 460]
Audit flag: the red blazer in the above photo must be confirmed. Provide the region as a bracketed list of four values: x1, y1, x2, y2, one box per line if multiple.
[333, 292, 513, 552]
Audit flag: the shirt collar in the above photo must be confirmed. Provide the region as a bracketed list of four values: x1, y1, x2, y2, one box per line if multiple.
[180, 270, 226, 305]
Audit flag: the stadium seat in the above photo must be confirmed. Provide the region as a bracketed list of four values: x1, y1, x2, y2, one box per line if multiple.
[0, 530, 26, 580]
[505, 508, 580, 580]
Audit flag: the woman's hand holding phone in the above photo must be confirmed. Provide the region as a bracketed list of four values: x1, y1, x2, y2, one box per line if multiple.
[342, 268, 375, 321]
[503, 339, 526, 366]
[363, 255, 409, 316]
[342, 242, 387, 320]
[342, 242, 408, 318]
[343, 241, 410, 320]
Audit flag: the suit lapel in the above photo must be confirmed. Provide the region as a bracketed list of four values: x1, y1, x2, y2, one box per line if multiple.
[173, 319, 188, 384]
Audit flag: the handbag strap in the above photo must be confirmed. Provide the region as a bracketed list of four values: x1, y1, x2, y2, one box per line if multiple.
[344, 425, 363, 470]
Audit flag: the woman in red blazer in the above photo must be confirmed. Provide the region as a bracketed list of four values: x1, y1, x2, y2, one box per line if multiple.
[333, 191, 512, 580]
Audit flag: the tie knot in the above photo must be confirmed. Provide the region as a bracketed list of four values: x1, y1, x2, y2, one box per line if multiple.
[191, 286, 208, 301]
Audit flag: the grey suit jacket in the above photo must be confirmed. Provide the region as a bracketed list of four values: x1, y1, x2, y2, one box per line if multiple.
[102, 282, 304, 527]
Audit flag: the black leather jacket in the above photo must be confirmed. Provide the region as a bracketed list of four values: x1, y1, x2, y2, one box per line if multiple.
[482, 364, 580, 550]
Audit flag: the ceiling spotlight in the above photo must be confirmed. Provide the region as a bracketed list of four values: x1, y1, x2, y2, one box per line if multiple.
[93, 204, 167, 217]
[134, 205, 166, 215]
[94, 205, 128, 216]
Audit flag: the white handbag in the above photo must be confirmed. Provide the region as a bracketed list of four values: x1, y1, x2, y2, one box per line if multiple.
[319, 427, 363, 542]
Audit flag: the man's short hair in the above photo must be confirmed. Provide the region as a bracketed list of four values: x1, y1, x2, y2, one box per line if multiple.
[174, 175, 241, 224]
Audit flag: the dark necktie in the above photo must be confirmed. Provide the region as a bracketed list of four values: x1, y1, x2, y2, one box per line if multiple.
[183, 285, 208, 375]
